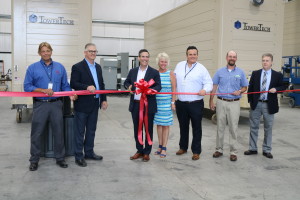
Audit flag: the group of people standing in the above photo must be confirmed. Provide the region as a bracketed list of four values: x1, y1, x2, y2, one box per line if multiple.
[125, 46, 285, 163]
[24, 42, 285, 171]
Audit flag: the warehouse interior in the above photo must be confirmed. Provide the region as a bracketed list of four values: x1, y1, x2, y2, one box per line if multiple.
[0, 0, 300, 200]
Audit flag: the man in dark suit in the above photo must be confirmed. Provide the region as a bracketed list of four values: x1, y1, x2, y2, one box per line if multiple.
[70, 43, 108, 167]
[124, 49, 161, 162]
[244, 53, 285, 159]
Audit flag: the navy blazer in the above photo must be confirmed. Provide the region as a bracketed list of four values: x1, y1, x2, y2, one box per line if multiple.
[247, 69, 285, 114]
[124, 66, 161, 113]
[70, 59, 107, 113]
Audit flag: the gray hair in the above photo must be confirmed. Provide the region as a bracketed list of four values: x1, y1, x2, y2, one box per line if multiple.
[85, 43, 96, 50]
[156, 52, 170, 65]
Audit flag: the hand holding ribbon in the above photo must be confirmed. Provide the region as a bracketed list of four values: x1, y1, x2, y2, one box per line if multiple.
[134, 79, 157, 146]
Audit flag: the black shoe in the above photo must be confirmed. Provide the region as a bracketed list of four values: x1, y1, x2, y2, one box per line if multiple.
[244, 150, 258, 155]
[56, 160, 68, 168]
[263, 152, 273, 159]
[75, 159, 87, 167]
[85, 153, 103, 160]
[29, 163, 38, 171]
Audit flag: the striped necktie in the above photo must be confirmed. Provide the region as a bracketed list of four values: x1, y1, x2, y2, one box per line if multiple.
[260, 71, 267, 100]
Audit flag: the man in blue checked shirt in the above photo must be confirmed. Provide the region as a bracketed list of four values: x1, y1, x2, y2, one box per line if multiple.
[24, 42, 77, 171]
[209, 50, 248, 162]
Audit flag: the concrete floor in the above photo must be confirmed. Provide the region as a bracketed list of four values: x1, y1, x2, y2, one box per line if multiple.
[0, 96, 299, 200]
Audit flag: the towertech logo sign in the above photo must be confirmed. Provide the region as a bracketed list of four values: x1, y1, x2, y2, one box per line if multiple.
[29, 14, 74, 25]
[234, 20, 271, 32]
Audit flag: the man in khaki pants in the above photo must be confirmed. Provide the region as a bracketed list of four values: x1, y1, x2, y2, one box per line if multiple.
[209, 51, 248, 161]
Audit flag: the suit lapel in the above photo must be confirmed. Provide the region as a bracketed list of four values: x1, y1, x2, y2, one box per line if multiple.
[257, 69, 262, 90]
[95, 64, 102, 88]
[144, 66, 151, 81]
[132, 67, 139, 90]
[269, 69, 276, 88]
[83, 59, 96, 86]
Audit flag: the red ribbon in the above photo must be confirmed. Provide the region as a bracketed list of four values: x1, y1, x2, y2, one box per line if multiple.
[2, 89, 299, 97]
[134, 79, 157, 146]
[0, 90, 130, 97]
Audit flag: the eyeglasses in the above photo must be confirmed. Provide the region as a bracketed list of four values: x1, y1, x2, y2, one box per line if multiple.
[87, 50, 98, 54]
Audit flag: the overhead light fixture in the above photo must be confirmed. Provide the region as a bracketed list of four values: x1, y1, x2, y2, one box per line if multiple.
[250, 0, 264, 6]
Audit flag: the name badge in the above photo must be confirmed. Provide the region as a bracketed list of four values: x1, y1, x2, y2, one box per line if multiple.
[48, 82, 53, 89]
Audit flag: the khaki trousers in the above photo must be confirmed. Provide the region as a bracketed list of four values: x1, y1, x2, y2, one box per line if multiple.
[215, 99, 240, 155]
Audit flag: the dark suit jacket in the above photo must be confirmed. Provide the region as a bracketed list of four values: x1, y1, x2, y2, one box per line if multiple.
[248, 69, 285, 114]
[124, 66, 161, 113]
[70, 59, 107, 113]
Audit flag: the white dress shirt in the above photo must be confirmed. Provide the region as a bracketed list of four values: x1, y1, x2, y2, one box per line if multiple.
[134, 66, 148, 100]
[174, 61, 213, 101]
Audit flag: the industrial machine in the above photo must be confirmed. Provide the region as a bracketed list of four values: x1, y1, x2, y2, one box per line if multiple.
[282, 56, 300, 107]
[0, 60, 12, 91]
[100, 52, 131, 91]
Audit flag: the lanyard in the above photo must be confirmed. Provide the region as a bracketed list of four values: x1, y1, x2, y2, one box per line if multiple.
[184, 62, 197, 79]
[42, 63, 53, 82]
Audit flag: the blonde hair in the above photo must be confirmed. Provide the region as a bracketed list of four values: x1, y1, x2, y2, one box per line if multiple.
[38, 42, 53, 53]
[156, 52, 170, 65]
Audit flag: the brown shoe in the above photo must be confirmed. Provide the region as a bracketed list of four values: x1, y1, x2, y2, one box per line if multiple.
[192, 154, 200, 160]
[142, 154, 150, 162]
[130, 153, 144, 160]
[213, 151, 223, 158]
[230, 155, 237, 161]
[176, 149, 187, 155]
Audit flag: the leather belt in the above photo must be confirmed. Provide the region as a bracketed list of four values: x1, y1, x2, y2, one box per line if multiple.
[217, 97, 240, 102]
[178, 99, 203, 104]
[258, 100, 268, 102]
[34, 98, 61, 103]
[134, 100, 140, 103]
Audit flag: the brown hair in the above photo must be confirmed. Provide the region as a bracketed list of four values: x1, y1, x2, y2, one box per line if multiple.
[38, 42, 53, 53]
[262, 53, 273, 61]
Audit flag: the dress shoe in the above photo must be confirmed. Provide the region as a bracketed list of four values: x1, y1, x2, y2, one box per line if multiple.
[56, 160, 68, 168]
[263, 152, 273, 159]
[29, 162, 38, 171]
[213, 151, 223, 158]
[142, 154, 150, 162]
[85, 153, 103, 160]
[75, 159, 87, 167]
[230, 155, 237, 161]
[130, 153, 144, 160]
[244, 150, 258, 155]
[192, 154, 200, 160]
[176, 149, 187, 155]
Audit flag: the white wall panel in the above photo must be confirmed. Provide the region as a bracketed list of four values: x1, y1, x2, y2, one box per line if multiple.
[282, 0, 300, 56]
[11, 0, 91, 106]
[0, 0, 11, 14]
[92, 0, 191, 22]
[92, 37, 143, 56]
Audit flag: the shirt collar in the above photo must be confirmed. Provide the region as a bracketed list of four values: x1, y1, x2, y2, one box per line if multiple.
[226, 66, 236, 71]
[85, 58, 95, 67]
[40, 59, 53, 67]
[262, 69, 271, 74]
[139, 66, 148, 72]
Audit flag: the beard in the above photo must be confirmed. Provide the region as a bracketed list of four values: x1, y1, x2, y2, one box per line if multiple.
[228, 60, 235, 66]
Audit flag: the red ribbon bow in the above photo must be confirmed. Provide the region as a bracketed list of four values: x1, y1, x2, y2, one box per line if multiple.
[134, 79, 157, 145]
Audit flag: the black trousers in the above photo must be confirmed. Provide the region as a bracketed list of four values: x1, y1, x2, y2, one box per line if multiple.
[30, 100, 65, 163]
[131, 102, 155, 155]
[74, 98, 100, 160]
[175, 100, 204, 154]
